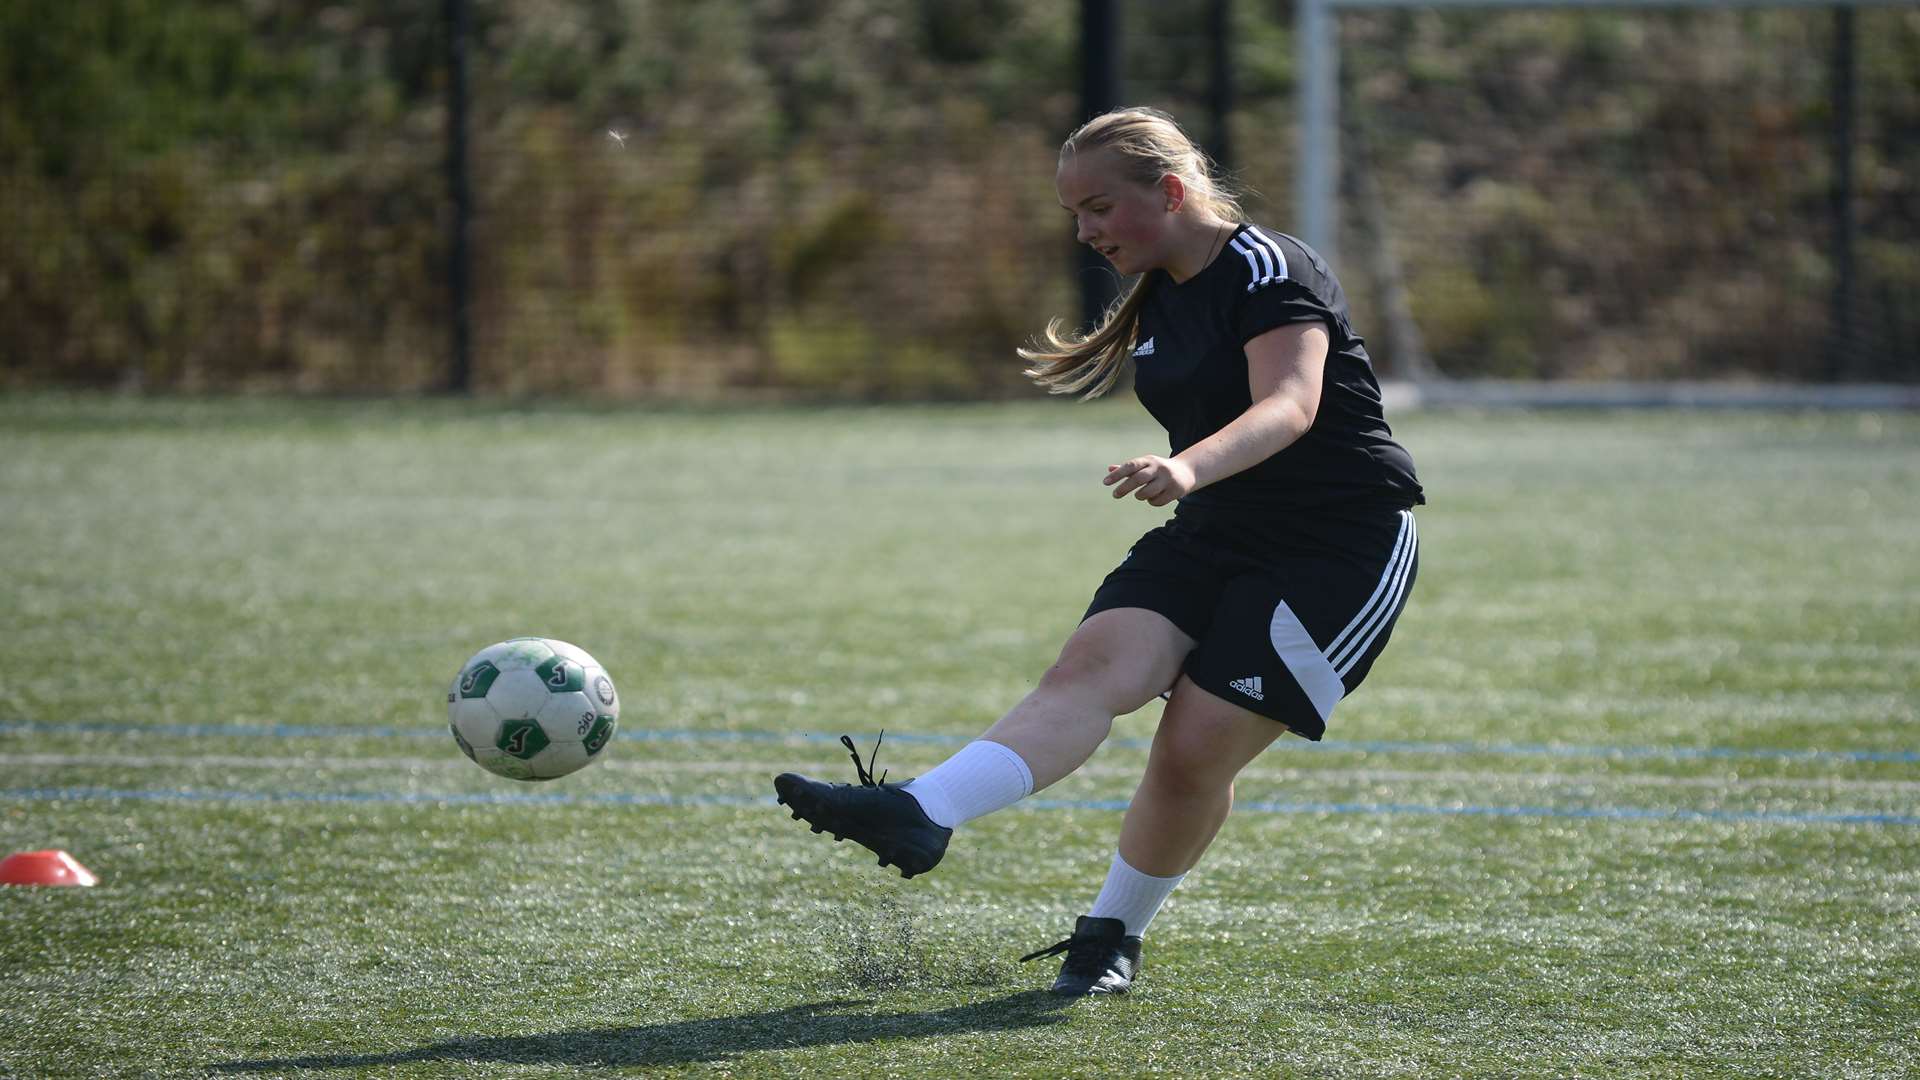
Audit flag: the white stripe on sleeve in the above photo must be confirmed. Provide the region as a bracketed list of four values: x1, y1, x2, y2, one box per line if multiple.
[1230, 236, 1279, 291]
[1246, 227, 1292, 282]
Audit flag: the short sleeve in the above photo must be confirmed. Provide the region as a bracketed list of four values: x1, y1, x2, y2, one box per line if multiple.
[1235, 279, 1339, 346]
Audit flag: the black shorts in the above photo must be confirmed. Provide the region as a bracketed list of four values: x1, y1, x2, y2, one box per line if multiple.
[1083, 506, 1419, 740]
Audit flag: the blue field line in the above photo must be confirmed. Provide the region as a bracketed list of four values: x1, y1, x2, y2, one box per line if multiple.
[0, 786, 759, 809]
[2, 717, 1916, 765]
[1315, 738, 1920, 765]
[2, 785, 1916, 827]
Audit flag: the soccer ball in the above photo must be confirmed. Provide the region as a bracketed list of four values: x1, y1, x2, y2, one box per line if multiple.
[447, 637, 620, 781]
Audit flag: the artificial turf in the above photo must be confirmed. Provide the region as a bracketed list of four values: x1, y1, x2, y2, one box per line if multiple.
[1, 396, 1914, 1077]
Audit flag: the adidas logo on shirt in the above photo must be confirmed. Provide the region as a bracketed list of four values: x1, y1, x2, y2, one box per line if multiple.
[1131, 337, 1155, 357]
[1230, 676, 1264, 701]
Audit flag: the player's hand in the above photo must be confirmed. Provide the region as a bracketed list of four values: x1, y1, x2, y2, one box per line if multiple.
[1104, 455, 1196, 507]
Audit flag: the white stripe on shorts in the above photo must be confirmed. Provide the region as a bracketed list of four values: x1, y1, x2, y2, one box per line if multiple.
[1326, 511, 1417, 675]
[1267, 510, 1418, 721]
[1336, 511, 1428, 672]
[1269, 602, 1345, 722]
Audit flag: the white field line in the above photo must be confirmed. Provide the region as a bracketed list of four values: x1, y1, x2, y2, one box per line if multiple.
[7, 753, 1920, 794]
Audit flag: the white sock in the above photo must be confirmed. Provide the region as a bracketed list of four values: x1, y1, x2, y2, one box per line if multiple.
[901, 740, 1034, 829]
[1087, 852, 1185, 938]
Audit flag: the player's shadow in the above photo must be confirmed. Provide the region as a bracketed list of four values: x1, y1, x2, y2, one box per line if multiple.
[210, 991, 1076, 1071]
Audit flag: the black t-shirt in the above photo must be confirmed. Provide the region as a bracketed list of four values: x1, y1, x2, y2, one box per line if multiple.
[1131, 223, 1424, 521]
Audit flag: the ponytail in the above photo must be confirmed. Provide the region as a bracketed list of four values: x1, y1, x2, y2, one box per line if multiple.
[1018, 276, 1155, 399]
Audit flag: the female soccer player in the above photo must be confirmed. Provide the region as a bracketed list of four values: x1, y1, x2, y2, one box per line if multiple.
[775, 107, 1424, 995]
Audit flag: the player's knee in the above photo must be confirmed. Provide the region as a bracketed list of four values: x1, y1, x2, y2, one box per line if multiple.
[1037, 641, 1160, 713]
[1037, 646, 1117, 696]
[1142, 747, 1218, 797]
[1040, 636, 1103, 679]
[1145, 719, 1239, 795]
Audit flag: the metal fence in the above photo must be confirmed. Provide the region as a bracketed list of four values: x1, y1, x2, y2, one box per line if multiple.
[1322, 2, 1920, 382]
[1, 0, 1914, 397]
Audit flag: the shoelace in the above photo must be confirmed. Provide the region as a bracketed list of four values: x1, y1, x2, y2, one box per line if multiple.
[839, 731, 888, 787]
[1019, 931, 1110, 971]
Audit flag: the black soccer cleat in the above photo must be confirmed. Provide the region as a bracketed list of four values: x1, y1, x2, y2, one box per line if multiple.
[773, 733, 952, 880]
[1020, 915, 1143, 996]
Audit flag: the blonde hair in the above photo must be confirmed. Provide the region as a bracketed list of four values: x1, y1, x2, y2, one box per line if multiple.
[1021, 107, 1242, 399]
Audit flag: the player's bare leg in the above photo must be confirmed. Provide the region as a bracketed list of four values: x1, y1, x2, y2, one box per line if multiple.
[976, 608, 1194, 790]
[1117, 675, 1288, 876]
[773, 608, 1194, 878]
[1026, 676, 1286, 995]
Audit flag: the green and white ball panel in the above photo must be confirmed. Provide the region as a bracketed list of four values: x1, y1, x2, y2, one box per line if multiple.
[536, 654, 587, 694]
[472, 746, 536, 781]
[448, 724, 478, 762]
[582, 713, 617, 756]
[585, 665, 618, 713]
[529, 739, 591, 780]
[495, 717, 550, 759]
[536, 688, 599, 738]
[581, 664, 618, 757]
[453, 659, 500, 700]
[484, 667, 552, 720]
[448, 694, 504, 749]
[479, 637, 558, 673]
[542, 638, 601, 668]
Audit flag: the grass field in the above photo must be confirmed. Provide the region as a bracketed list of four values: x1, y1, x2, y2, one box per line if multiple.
[1, 395, 1915, 1078]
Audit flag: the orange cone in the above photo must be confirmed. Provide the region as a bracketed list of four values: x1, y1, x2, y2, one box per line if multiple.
[0, 850, 99, 887]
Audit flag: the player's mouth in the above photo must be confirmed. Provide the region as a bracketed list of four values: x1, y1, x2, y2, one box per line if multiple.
[1097, 244, 1120, 260]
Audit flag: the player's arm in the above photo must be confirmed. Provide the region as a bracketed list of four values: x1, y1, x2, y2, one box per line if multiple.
[1105, 322, 1328, 506]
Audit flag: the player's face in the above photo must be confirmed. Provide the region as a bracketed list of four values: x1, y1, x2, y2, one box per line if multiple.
[1057, 149, 1171, 277]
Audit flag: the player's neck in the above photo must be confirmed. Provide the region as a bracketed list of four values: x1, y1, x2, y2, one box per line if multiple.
[1163, 218, 1237, 284]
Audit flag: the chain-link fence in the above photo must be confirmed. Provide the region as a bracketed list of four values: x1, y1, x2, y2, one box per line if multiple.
[1338, 5, 1920, 382]
[3, 1, 1914, 396]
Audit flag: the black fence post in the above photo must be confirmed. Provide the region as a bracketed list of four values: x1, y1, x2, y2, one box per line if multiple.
[1079, 0, 1122, 332]
[1826, 5, 1857, 381]
[445, 0, 474, 394]
[1208, 0, 1234, 175]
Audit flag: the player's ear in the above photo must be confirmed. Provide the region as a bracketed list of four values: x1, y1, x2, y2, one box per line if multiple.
[1160, 174, 1186, 214]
